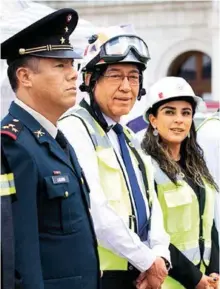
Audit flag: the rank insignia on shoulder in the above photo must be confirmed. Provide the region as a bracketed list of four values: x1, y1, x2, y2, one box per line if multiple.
[1, 119, 22, 140]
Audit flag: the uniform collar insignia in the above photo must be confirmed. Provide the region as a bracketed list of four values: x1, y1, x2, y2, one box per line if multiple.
[34, 128, 45, 138]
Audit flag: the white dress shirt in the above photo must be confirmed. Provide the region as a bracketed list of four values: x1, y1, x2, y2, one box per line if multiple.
[59, 104, 170, 272]
[15, 99, 57, 138]
[197, 118, 220, 234]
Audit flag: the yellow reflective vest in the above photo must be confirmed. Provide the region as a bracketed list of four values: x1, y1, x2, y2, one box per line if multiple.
[70, 106, 155, 271]
[152, 160, 215, 289]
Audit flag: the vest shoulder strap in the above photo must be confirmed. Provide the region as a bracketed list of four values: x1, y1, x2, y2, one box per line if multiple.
[61, 107, 97, 149]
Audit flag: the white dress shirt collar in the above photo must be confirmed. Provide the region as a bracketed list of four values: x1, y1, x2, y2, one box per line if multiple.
[102, 113, 117, 128]
[14, 99, 58, 138]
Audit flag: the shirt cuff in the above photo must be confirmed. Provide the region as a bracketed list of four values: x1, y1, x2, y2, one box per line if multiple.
[151, 244, 171, 264]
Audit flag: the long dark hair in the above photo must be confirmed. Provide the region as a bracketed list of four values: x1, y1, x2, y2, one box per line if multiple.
[141, 99, 218, 191]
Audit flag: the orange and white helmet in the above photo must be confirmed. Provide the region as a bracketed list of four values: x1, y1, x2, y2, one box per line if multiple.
[143, 76, 203, 121]
[81, 25, 150, 72]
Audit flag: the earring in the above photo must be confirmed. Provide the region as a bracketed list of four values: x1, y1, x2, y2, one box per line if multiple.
[153, 128, 159, 137]
[188, 132, 190, 138]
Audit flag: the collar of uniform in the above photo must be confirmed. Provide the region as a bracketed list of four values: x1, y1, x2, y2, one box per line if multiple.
[9, 101, 56, 144]
[15, 98, 57, 138]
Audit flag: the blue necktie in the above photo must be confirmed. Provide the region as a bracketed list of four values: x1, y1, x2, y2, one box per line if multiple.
[113, 123, 148, 240]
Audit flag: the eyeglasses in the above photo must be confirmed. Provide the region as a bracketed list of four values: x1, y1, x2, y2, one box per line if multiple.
[102, 73, 142, 86]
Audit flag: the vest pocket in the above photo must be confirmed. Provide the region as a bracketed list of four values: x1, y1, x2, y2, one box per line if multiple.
[97, 148, 123, 201]
[96, 148, 132, 220]
[164, 188, 193, 233]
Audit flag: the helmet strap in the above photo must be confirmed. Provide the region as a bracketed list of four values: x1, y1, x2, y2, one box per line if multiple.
[80, 95, 110, 133]
[137, 87, 146, 100]
[80, 67, 111, 133]
[137, 70, 146, 100]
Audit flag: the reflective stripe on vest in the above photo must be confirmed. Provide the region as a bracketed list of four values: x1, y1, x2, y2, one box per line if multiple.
[0, 173, 16, 196]
[152, 160, 214, 273]
[69, 106, 154, 270]
[196, 113, 220, 131]
[181, 246, 211, 263]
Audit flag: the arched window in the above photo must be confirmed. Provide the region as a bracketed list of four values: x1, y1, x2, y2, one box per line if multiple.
[168, 51, 211, 99]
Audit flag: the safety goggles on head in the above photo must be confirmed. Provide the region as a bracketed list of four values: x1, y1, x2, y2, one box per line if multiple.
[87, 34, 150, 69]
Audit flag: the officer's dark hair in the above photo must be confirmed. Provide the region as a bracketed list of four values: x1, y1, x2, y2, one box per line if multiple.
[7, 56, 40, 92]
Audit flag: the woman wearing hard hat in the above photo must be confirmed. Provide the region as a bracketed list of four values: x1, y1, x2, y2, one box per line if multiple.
[141, 76, 219, 289]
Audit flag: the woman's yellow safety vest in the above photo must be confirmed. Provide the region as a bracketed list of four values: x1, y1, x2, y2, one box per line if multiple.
[152, 160, 215, 289]
[69, 106, 155, 271]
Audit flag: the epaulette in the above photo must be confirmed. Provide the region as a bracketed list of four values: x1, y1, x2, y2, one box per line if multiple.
[1, 118, 23, 140]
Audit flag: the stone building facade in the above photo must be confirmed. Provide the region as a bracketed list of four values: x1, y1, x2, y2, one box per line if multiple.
[39, 0, 219, 103]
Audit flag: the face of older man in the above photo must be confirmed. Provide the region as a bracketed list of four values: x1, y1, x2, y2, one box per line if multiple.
[93, 63, 141, 122]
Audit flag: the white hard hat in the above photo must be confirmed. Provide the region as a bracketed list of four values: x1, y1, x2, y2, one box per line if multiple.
[143, 76, 202, 121]
[81, 25, 150, 72]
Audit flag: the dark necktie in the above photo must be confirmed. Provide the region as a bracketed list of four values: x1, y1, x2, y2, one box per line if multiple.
[113, 123, 148, 240]
[56, 130, 69, 157]
[56, 130, 80, 176]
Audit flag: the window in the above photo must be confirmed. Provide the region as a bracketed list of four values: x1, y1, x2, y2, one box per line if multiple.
[168, 51, 211, 99]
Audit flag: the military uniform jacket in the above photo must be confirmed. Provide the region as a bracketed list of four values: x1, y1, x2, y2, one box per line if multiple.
[1, 102, 100, 289]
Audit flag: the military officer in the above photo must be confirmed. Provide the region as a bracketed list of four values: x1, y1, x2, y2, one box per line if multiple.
[1, 8, 100, 289]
